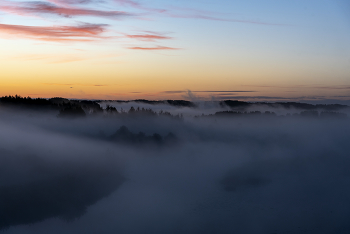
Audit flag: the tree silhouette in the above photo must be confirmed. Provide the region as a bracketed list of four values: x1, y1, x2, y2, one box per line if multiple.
[58, 104, 86, 118]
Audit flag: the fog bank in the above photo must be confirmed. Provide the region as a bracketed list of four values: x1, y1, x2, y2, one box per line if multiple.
[0, 104, 350, 234]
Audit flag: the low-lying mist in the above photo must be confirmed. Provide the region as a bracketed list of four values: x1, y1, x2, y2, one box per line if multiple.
[0, 99, 350, 234]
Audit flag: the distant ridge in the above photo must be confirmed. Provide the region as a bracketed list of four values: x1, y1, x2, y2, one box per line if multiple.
[220, 100, 348, 111]
[1, 95, 348, 113]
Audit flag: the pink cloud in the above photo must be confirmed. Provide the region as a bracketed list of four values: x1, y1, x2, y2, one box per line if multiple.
[0, 23, 108, 42]
[0, 0, 285, 26]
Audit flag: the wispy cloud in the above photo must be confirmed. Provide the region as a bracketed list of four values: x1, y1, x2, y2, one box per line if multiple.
[196, 91, 256, 93]
[164, 13, 286, 26]
[114, 0, 166, 13]
[43, 83, 108, 86]
[11, 54, 87, 63]
[113, 0, 285, 25]
[216, 95, 295, 100]
[114, 0, 142, 8]
[162, 91, 186, 94]
[243, 85, 307, 89]
[128, 46, 179, 50]
[0, 23, 108, 42]
[243, 85, 350, 90]
[316, 86, 350, 90]
[213, 95, 349, 101]
[47, 0, 95, 5]
[0, 1, 133, 19]
[125, 33, 172, 41]
[162, 91, 256, 93]
[10, 52, 122, 64]
[0, 0, 286, 48]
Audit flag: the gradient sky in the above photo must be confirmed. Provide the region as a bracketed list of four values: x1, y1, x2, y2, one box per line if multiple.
[0, 0, 350, 101]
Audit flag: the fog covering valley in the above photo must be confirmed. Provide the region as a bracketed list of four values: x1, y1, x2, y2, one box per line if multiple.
[1, 96, 350, 233]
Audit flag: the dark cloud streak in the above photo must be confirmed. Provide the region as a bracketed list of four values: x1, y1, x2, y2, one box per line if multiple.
[128, 46, 179, 50]
[0, 1, 134, 19]
[125, 34, 172, 41]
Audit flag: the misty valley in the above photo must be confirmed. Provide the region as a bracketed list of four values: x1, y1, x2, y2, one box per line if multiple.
[1, 96, 350, 234]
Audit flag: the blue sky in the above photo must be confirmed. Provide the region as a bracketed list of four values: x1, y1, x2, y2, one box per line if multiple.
[0, 0, 349, 101]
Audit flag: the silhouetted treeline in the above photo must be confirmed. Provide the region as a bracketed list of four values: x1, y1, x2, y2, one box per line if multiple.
[0, 95, 52, 107]
[57, 104, 86, 118]
[220, 100, 348, 111]
[103, 105, 183, 120]
[0, 96, 101, 118]
[0, 95, 184, 120]
[105, 99, 196, 108]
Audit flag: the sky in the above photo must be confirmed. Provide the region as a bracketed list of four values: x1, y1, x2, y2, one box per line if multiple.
[0, 0, 349, 101]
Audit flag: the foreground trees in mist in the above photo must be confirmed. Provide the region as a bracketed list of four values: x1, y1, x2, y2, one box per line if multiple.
[109, 126, 178, 146]
[58, 104, 86, 118]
